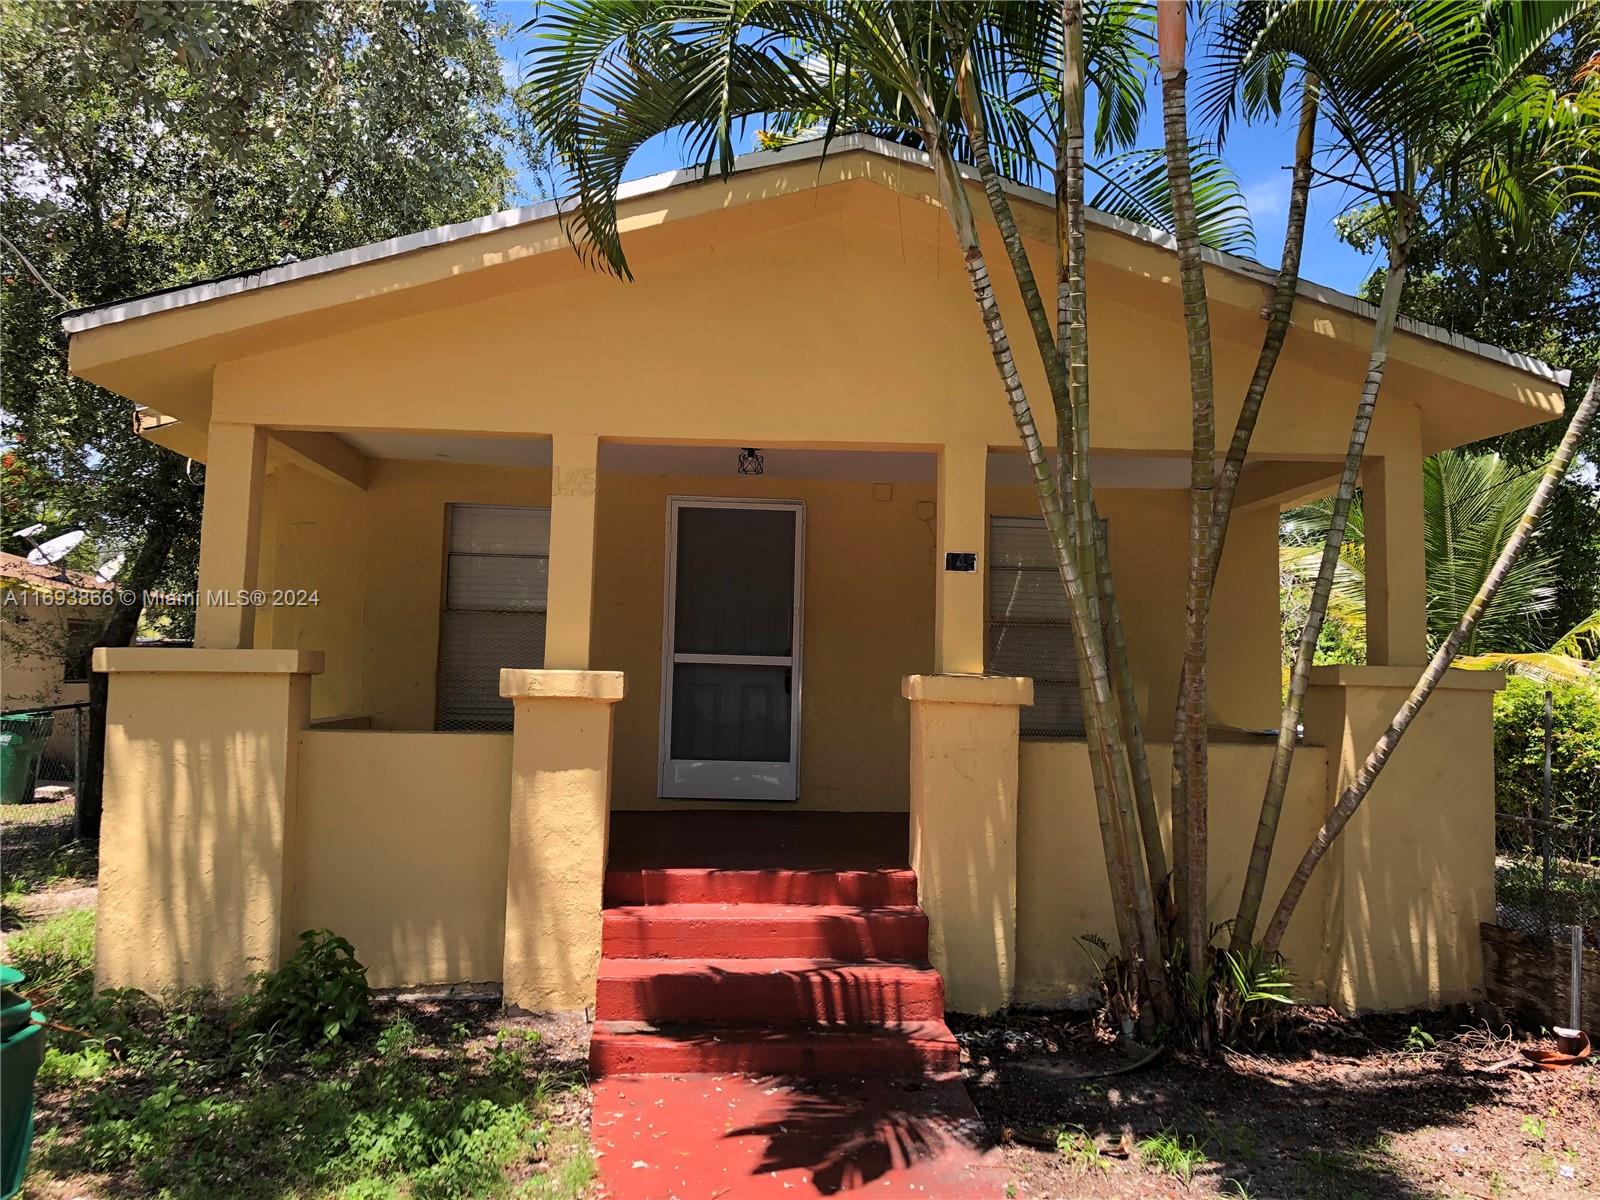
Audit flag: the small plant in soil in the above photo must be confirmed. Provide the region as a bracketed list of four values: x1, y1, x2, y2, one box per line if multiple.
[1402, 1024, 1436, 1053]
[1139, 1129, 1208, 1181]
[1055, 1126, 1112, 1173]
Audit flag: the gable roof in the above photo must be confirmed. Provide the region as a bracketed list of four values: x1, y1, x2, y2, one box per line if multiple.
[59, 132, 1567, 388]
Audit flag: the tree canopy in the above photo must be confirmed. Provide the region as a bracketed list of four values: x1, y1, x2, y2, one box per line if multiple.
[1, 0, 540, 835]
[1, 0, 536, 606]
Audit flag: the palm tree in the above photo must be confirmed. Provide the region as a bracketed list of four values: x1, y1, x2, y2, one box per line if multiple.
[1222, 0, 1600, 948]
[1455, 609, 1600, 681]
[521, 0, 1596, 1029]
[523, 0, 1181, 1018]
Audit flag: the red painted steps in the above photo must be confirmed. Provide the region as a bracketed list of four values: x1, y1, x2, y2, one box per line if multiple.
[604, 866, 917, 907]
[589, 1018, 960, 1076]
[596, 955, 946, 1025]
[593, 862, 957, 1080]
[602, 902, 928, 960]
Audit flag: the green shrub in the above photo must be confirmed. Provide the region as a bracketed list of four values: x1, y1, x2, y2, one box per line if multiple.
[237, 928, 371, 1047]
[1493, 677, 1600, 828]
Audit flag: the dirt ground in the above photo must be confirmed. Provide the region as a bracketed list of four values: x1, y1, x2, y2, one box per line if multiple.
[953, 1008, 1598, 1199]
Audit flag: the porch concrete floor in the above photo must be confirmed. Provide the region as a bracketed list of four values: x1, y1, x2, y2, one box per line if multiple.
[591, 1072, 1008, 1199]
[608, 811, 908, 871]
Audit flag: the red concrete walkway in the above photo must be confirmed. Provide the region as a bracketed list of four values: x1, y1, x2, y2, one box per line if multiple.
[591, 1073, 1008, 1198]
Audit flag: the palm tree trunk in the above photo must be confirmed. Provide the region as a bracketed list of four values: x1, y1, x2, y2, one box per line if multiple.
[1211, 76, 1318, 577]
[918, 94, 1173, 1022]
[1159, 2, 1217, 981]
[1221, 77, 1320, 948]
[957, 227, 1160, 1007]
[1236, 207, 1413, 948]
[952, 50, 1074, 412]
[1057, 0, 1168, 912]
[1093, 515, 1166, 899]
[1262, 372, 1600, 954]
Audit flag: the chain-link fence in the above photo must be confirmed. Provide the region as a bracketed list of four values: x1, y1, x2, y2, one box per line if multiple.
[0, 701, 89, 809]
[1494, 811, 1600, 951]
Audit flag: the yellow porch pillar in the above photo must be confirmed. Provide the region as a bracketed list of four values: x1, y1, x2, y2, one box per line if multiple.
[1363, 449, 1428, 667]
[500, 667, 625, 1012]
[545, 433, 600, 670]
[935, 441, 987, 674]
[903, 672, 1032, 1014]
[1303, 665, 1501, 1012]
[92, 647, 322, 995]
[195, 420, 269, 649]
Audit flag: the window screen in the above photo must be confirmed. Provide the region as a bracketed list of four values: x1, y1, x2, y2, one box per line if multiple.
[436, 504, 549, 730]
[987, 516, 1083, 738]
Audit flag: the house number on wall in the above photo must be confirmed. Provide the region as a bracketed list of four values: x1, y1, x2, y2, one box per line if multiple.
[555, 466, 597, 496]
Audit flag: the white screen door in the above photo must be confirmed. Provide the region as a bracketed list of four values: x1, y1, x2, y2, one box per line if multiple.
[659, 498, 804, 800]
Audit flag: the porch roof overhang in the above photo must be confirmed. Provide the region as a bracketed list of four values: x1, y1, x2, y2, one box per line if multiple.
[63, 133, 1568, 459]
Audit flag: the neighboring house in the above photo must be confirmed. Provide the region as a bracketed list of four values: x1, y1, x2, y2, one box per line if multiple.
[0, 551, 106, 711]
[1, 552, 106, 794]
[63, 136, 1565, 1023]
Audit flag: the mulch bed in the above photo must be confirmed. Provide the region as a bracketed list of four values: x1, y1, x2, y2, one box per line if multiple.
[952, 1007, 1599, 1198]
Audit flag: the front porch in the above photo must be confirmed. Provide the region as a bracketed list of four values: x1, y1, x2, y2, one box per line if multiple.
[71, 134, 1533, 1020]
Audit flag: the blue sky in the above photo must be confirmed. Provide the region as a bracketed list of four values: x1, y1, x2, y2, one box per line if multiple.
[495, 5, 1384, 296]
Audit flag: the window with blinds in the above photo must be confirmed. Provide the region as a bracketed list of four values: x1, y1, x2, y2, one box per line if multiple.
[436, 504, 549, 731]
[987, 516, 1084, 738]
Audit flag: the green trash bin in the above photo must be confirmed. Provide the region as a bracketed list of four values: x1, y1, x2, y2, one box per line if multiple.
[0, 965, 47, 1200]
[0, 713, 53, 806]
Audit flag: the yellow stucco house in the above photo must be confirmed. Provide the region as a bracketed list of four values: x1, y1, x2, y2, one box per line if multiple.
[67, 135, 1564, 1021]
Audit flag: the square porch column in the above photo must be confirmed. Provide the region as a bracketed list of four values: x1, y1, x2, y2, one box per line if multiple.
[93, 647, 322, 994]
[1304, 665, 1501, 1013]
[935, 441, 987, 674]
[545, 433, 600, 670]
[500, 667, 625, 1012]
[1363, 451, 1428, 667]
[195, 420, 269, 650]
[903, 673, 1033, 1014]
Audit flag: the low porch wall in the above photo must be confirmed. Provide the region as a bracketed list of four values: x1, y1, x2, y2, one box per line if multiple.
[93, 651, 618, 1012]
[1014, 740, 1331, 1006]
[1009, 669, 1500, 1015]
[94, 650, 1497, 1019]
[287, 730, 511, 989]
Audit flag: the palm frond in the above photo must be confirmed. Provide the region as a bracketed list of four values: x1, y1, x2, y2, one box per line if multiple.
[1453, 651, 1597, 683]
[1088, 143, 1255, 254]
[1550, 607, 1600, 658]
[1425, 449, 1559, 654]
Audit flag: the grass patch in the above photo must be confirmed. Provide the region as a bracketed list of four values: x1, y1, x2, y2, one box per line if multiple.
[6, 907, 96, 1013]
[1138, 1129, 1208, 1182]
[7, 911, 591, 1199]
[1, 800, 95, 923]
